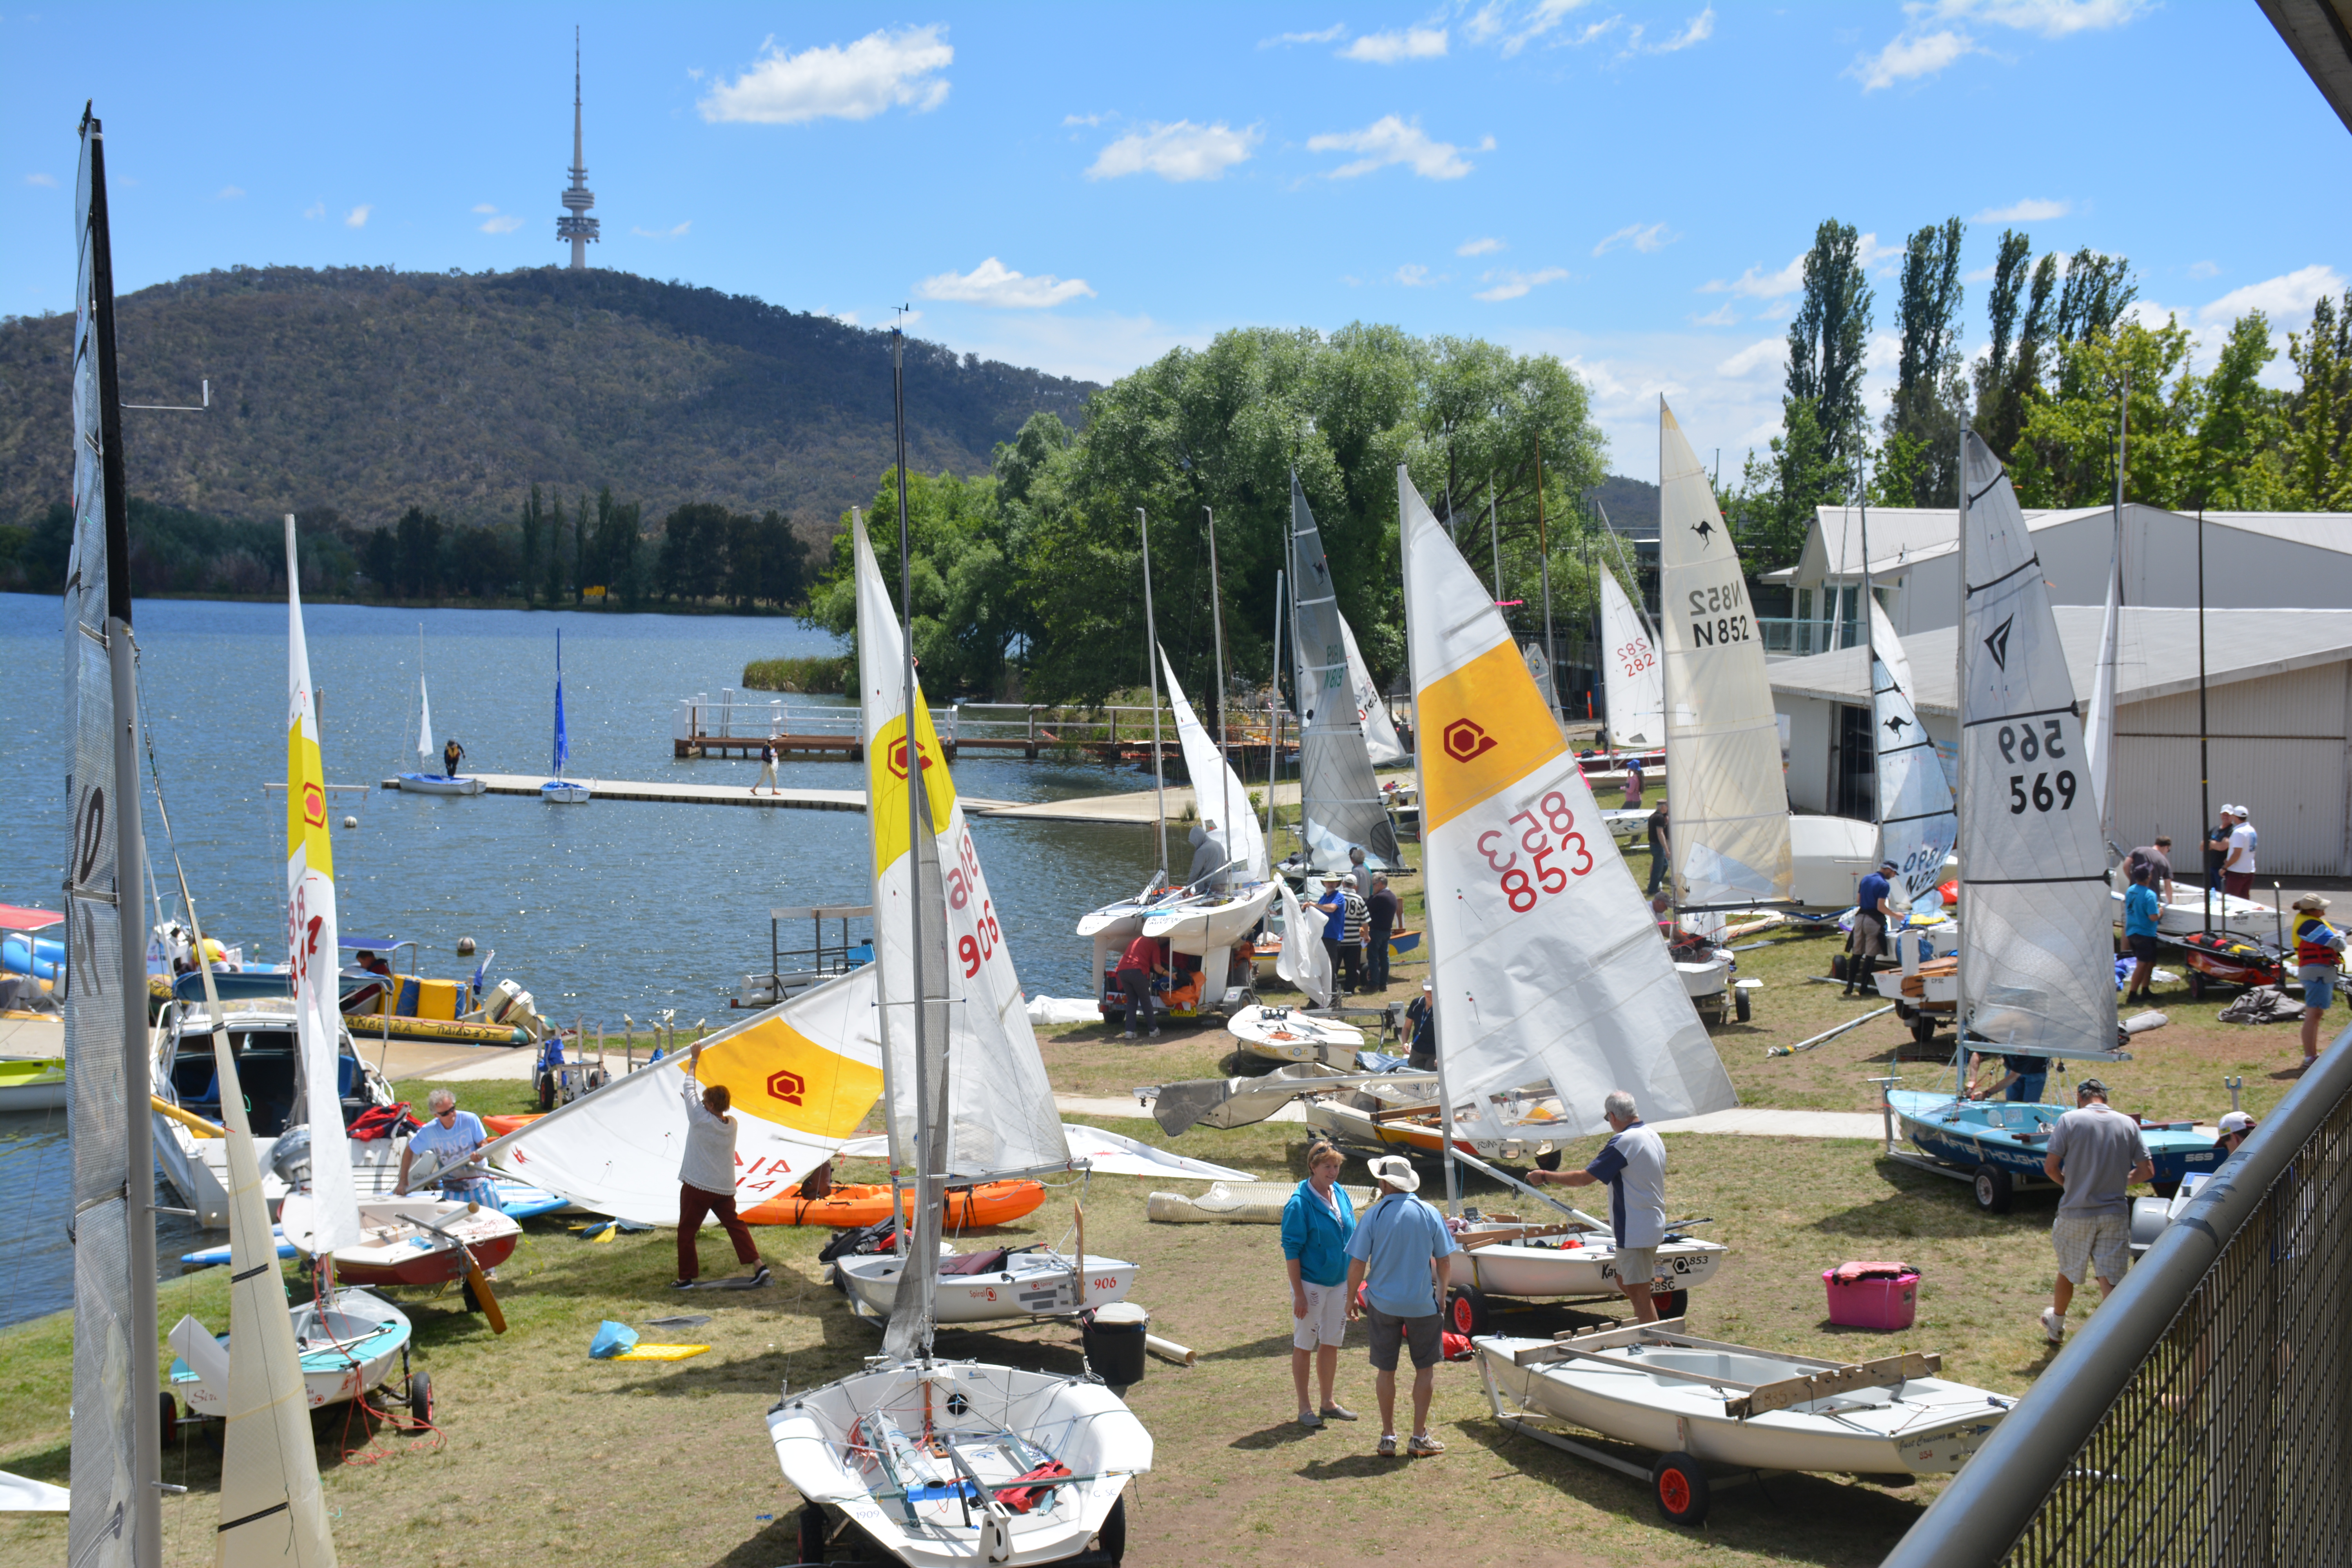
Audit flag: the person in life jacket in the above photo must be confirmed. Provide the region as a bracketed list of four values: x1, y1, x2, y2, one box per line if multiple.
[2290, 893, 2347, 1074]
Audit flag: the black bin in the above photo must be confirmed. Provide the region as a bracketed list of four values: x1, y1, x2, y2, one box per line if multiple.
[1083, 1303, 1149, 1386]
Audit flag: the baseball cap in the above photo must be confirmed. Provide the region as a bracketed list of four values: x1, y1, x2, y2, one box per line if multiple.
[2076, 1077, 2109, 1097]
[2219, 1111, 2257, 1135]
[1879, 859, 1898, 871]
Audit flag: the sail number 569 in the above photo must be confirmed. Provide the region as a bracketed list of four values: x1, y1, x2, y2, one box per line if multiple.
[1477, 791, 1595, 912]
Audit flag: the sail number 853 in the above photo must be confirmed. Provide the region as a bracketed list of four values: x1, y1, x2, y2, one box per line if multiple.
[1477, 791, 1595, 912]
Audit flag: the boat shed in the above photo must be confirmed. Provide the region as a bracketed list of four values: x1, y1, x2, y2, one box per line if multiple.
[1768, 606, 2352, 876]
[1759, 506, 2352, 654]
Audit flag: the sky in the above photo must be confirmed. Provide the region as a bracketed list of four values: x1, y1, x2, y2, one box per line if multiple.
[4, 1, 2347, 482]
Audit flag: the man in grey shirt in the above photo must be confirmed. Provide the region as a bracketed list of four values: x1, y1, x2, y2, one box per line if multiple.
[2038, 1077, 2152, 1343]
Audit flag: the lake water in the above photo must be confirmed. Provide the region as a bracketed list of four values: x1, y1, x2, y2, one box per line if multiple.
[0, 593, 1166, 1328]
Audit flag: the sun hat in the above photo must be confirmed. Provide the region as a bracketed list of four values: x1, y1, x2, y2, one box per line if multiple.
[2219, 1111, 2257, 1134]
[2293, 893, 2331, 912]
[1366, 1154, 1421, 1193]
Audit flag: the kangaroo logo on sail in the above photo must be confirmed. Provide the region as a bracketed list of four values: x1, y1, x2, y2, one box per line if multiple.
[1983, 616, 2014, 671]
[1443, 719, 1496, 763]
[766, 1069, 806, 1106]
[886, 736, 933, 779]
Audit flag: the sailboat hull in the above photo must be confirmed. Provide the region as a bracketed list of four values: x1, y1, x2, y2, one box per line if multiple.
[769, 1360, 1149, 1568]
[838, 1250, 1140, 1325]
[281, 1194, 521, 1287]
[1226, 1006, 1363, 1064]
[1448, 1234, 1727, 1301]
[541, 781, 591, 803]
[1886, 1090, 2226, 1189]
[170, 1287, 410, 1415]
[1140, 882, 1276, 955]
[394, 773, 485, 796]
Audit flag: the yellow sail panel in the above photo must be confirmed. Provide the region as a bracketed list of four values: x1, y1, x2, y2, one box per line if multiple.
[285, 710, 332, 879]
[865, 706, 958, 880]
[701, 1016, 885, 1141]
[1417, 639, 1567, 837]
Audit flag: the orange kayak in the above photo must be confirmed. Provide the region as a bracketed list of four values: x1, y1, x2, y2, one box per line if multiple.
[740, 1180, 1045, 1229]
[483, 1113, 540, 1138]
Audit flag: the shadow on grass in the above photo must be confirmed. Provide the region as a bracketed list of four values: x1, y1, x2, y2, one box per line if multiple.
[709, 1514, 809, 1568]
[1228, 1421, 1324, 1450]
[1291, 1450, 1398, 1479]
[1200, 1330, 1299, 1363]
[1807, 1172, 2058, 1240]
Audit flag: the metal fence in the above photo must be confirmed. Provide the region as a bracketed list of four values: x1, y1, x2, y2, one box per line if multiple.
[1883, 1022, 2352, 1568]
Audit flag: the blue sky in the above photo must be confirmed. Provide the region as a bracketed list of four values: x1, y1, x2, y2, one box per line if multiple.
[4, 1, 2346, 481]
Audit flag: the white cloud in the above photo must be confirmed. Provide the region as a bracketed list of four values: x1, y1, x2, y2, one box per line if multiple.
[1856, 230, 1904, 272]
[1855, 0, 2145, 91]
[916, 256, 1096, 309]
[1457, 236, 1505, 257]
[1974, 196, 2070, 222]
[1062, 112, 1107, 127]
[1087, 121, 1261, 182]
[471, 202, 498, 214]
[303, 200, 325, 220]
[25, 172, 58, 188]
[2197, 264, 2346, 327]
[1260, 23, 1347, 47]
[1474, 266, 1570, 301]
[827, 309, 861, 327]
[1853, 28, 1974, 88]
[345, 205, 371, 228]
[1308, 116, 1491, 180]
[1593, 221, 1673, 257]
[631, 221, 692, 240]
[218, 185, 245, 200]
[1395, 264, 1444, 287]
[1716, 338, 1783, 377]
[699, 25, 952, 125]
[1465, 0, 1604, 57]
[1625, 7, 1714, 53]
[2188, 260, 2220, 280]
[1340, 26, 1449, 62]
[1700, 254, 1804, 299]
[480, 213, 525, 234]
[1690, 302, 1739, 327]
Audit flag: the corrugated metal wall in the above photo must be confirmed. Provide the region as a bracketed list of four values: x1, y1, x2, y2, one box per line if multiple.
[2112, 662, 2351, 874]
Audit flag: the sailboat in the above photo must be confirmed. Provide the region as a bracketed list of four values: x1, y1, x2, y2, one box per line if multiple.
[542, 629, 591, 802]
[1138, 647, 1276, 967]
[769, 382, 1149, 1562]
[1288, 475, 1405, 873]
[394, 626, 483, 795]
[1884, 434, 2223, 1211]
[1339, 617, 1408, 766]
[1865, 601, 1957, 914]
[1595, 568, 1665, 847]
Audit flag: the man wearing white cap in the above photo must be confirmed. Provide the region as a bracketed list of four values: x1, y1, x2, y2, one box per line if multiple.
[1343, 1154, 1458, 1458]
[2222, 805, 2258, 902]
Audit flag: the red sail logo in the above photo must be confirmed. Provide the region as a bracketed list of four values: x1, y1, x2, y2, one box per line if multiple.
[1442, 719, 1496, 763]
[887, 737, 932, 780]
[767, 1069, 806, 1106]
[301, 782, 327, 828]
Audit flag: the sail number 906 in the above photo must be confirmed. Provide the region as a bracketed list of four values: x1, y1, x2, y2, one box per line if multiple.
[1477, 792, 1596, 912]
[947, 830, 1003, 976]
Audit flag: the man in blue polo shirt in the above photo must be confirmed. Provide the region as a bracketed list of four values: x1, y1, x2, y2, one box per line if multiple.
[1844, 859, 1897, 997]
[1532, 1089, 1669, 1321]
[1343, 1155, 1458, 1459]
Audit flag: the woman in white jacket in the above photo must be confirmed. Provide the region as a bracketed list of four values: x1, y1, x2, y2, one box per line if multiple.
[671, 1044, 771, 1289]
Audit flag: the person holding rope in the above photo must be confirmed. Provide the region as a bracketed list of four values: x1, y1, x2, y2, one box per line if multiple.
[672, 1043, 770, 1290]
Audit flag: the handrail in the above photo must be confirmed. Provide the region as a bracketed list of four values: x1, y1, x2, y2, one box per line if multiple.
[1880, 1017, 2352, 1567]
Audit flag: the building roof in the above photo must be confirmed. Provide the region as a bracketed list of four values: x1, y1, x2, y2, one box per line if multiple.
[1768, 606, 2352, 719]
[1762, 505, 2352, 585]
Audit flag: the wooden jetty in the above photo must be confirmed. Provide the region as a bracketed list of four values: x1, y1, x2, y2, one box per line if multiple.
[376, 772, 1002, 814]
[672, 695, 1351, 768]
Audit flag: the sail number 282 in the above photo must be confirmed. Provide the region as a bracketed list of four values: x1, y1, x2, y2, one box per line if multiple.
[1477, 792, 1595, 913]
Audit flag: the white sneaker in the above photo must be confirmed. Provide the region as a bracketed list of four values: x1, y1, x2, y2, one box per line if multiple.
[2040, 1307, 2065, 1344]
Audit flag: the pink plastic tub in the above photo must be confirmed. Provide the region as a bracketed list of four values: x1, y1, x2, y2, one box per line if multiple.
[1823, 1267, 1920, 1330]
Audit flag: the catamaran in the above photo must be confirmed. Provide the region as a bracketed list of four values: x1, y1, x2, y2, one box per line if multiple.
[543, 629, 590, 802]
[394, 625, 483, 795]
[1883, 434, 2223, 1212]
[768, 365, 1149, 1565]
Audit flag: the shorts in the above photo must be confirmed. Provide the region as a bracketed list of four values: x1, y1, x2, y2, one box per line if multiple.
[2053, 1211, 2132, 1285]
[2127, 933, 2158, 962]
[1610, 1246, 1659, 1291]
[1292, 1281, 1349, 1350]
[2224, 872, 2254, 899]
[1365, 1306, 1443, 1372]
[1847, 913, 1887, 961]
[2303, 965, 2338, 1011]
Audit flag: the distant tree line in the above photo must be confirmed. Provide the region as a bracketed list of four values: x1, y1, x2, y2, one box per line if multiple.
[1729, 216, 2352, 571]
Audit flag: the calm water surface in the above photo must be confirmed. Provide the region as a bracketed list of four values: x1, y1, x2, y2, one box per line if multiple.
[0, 593, 1163, 1326]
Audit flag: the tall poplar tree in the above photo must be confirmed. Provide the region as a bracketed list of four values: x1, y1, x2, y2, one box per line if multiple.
[1878, 217, 1968, 507]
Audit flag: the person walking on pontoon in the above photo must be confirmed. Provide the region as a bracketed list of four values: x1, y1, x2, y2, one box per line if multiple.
[672, 1043, 771, 1290]
[753, 735, 780, 797]
[441, 738, 465, 779]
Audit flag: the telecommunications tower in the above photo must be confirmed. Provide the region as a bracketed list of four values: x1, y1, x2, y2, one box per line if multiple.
[556, 27, 599, 269]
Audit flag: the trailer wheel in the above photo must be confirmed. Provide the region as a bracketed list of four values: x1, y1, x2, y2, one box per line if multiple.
[1913, 1012, 1940, 1047]
[462, 1275, 482, 1313]
[2186, 970, 2207, 1001]
[2151, 1176, 2180, 1200]
[158, 1390, 178, 1448]
[1733, 988, 1751, 1023]
[797, 1504, 829, 1566]
[1093, 1495, 1128, 1564]
[1653, 1288, 1690, 1321]
[1446, 1285, 1492, 1336]
[1651, 1451, 1711, 1526]
[1972, 1163, 2014, 1215]
[407, 1370, 433, 1426]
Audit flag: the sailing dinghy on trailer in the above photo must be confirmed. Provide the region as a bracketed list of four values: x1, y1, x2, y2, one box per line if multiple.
[769, 401, 1148, 1566]
[394, 626, 484, 795]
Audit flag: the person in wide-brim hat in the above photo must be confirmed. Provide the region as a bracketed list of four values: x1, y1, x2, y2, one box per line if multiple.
[1343, 1152, 1456, 1458]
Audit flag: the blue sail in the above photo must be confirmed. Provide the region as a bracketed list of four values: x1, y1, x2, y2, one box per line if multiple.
[552, 630, 570, 777]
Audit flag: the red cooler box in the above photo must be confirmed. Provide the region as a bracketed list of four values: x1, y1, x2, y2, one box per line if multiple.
[1823, 1261, 1920, 1330]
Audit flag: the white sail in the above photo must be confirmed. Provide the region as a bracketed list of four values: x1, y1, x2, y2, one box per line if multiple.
[855, 516, 1065, 1185]
[1657, 400, 1791, 909]
[1290, 476, 1404, 871]
[188, 951, 340, 1565]
[285, 517, 362, 1251]
[416, 675, 434, 771]
[2084, 512, 2122, 855]
[483, 968, 884, 1223]
[1272, 878, 1333, 1008]
[64, 114, 138, 1568]
[1339, 616, 1407, 765]
[1599, 571, 1665, 751]
[1868, 602, 1957, 910]
[1957, 434, 2115, 1053]
[1400, 466, 1735, 1138]
[1159, 646, 1267, 882]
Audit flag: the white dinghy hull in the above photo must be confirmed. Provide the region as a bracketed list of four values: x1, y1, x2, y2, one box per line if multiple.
[769, 1361, 1148, 1568]
[1141, 882, 1276, 956]
[394, 773, 485, 796]
[169, 1287, 411, 1415]
[1448, 1234, 1727, 1301]
[1476, 1328, 2010, 1476]
[1226, 1006, 1364, 1064]
[838, 1250, 1140, 1325]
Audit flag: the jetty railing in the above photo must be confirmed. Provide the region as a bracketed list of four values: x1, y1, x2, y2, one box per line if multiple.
[672, 692, 1343, 761]
[1882, 1020, 2352, 1568]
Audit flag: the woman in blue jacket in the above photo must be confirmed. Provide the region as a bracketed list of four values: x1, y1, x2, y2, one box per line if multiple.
[1282, 1140, 1360, 1426]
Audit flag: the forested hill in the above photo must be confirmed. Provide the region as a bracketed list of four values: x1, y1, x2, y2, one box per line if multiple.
[0, 265, 1095, 537]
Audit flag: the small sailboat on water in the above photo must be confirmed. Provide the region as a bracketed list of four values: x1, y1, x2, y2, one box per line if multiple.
[394, 625, 483, 795]
[768, 396, 1149, 1564]
[543, 628, 591, 803]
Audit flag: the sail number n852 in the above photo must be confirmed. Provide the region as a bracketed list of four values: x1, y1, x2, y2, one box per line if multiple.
[1686, 584, 1751, 648]
[1476, 791, 1595, 912]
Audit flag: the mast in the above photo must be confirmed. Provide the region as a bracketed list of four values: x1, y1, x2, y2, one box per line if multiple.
[891, 327, 939, 1361]
[1536, 444, 1556, 721]
[1396, 470, 1460, 1216]
[2198, 504, 2210, 935]
[1488, 476, 1502, 602]
[1139, 509, 1167, 875]
[1265, 570, 1285, 856]
[1205, 506, 1233, 863]
[1953, 434, 1971, 1063]
[1860, 459, 1875, 828]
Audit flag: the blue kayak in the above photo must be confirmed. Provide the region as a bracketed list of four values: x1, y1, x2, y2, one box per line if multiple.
[1887, 1090, 2225, 1211]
